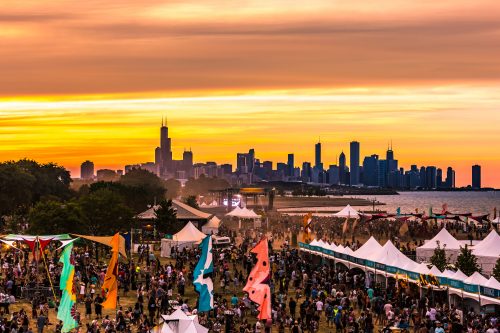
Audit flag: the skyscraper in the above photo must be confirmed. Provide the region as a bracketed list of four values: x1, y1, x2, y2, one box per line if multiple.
[437, 168, 443, 189]
[80, 160, 94, 180]
[363, 154, 379, 187]
[350, 141, 360, 186]
[315, 141, 323, 171]
[182, 149, 194, 177]
[339, 152, 346, 184]
[472, 165, 481, 189]
[160, 117, 172, 176]
[287, 154, 294, 177]
[446, 167, 455, 188]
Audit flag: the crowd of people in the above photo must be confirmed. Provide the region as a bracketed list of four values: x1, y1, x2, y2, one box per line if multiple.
[0, 219, 496, 333]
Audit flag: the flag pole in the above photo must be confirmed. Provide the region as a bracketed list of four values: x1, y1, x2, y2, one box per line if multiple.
[39, 237, 58, 301]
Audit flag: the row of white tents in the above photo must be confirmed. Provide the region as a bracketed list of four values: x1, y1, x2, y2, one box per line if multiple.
[152, 309, 208, 333]
[225, 206, 261, 219]
[302, 233, 500, 307]
[416, 228, 500, 275]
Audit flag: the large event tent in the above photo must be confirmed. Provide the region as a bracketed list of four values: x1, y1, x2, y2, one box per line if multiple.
[416, 228, 462, 262]
[160, 222, 207, 257]
[472, 230, 500, 275]
[333, 205, 360, 218]
[201, 216, 221, 235]
[353, 236, 383, 260]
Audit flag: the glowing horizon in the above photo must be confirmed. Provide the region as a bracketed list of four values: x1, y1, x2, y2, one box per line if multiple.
[1, 0, 499, 186]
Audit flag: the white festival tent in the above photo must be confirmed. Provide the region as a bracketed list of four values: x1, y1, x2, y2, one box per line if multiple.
[201, 216, 221, 235]
[472, 230, 500, 275]
[416, 228, 462, 262]
[333, 205, 360, 218]
[353, 236, 383, 260]
[160, 222, 207, 257]
[158, 309, 208, 333]
[225, 206, 243, 217]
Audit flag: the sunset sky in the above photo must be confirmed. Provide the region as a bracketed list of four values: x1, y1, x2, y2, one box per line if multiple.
[1, 0, 500, 186]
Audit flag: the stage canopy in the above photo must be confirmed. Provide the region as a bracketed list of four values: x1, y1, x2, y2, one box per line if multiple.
[201, 216, 221, 235]
[333, 205, 360, 218]
[416, 228, 462, 262]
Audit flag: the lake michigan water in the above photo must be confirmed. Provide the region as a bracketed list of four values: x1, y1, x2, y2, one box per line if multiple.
[352, 191, 500, 215]
[278, 191, 500, 216]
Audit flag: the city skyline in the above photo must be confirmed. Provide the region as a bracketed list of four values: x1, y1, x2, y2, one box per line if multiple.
[1, 0, 500, 186]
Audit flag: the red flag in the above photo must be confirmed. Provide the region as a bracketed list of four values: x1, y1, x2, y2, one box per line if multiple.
[243, 238, 271, 320]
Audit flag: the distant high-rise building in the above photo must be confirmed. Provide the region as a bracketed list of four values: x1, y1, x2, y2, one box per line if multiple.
[363, 154, 379, 187]
[236, 153, 248, 174]
[220, 164, 232, 175]
[339, 152, 346, 184]
[328, 165, 340, 185]
[182, 149, 193, 176]
[437, 168, 443, 189]
[160, 117, 173, 176]
[426, 166, 437, 189]
[287, 154, 294, 177]
[315, 141, 323, 171]
[262, 161, 273, 178]
[350, 141, 360, 185]
[155, 147, 161, 166]
[446, 167, 455, 188]
[472, 165, 481, 189]
[386, 144, 394, 161]
[80, 160, 94, 180]
[419, 167, 427, 188]
[247, 149, 255, 173]
[377, 160, 388, 188]
[302, 162, 312, 182]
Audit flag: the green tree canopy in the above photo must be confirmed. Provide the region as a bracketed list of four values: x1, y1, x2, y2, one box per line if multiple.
[492, 257, 500, 281]
[28, 200, 83, 235]
[164, 178, 181, 199]
[456, 245, 482, 276]
[0, 163, 36, 215]
[79, 188, 134, 235]
[184, 195, 199, 209]
[154, 199, 183, 235]
[429, 241, 449, 271]
[182, 175, 229, 197]
[119, 169, 166, 208]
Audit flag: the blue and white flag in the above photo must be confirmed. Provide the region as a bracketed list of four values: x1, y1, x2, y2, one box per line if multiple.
[193, 235, 214, 312]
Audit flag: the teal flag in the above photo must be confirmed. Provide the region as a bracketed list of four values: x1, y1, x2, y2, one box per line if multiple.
[57, 243, 78, 332]
[396, 207, 401, 216]
[193, 236, 214, 312]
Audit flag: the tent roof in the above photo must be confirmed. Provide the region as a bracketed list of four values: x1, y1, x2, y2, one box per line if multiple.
[309, 239, 319, 246]
[429, 266, 443, 276]
[492, 217, 500, 223]
[173, 222, 207, 243]
[442, 269, 456, 278]
[371, 240, 409, 266]
[328, 242, 338, 251]
[343, 246, 355, 255]
[204, 216, 221, 228]
[464, 272, 489, 286]
[414, 263, 430, 275]
[485, 277, 500, 289]
[418, 228, 462, 250]
[333, 204, 359, 218]
[473, 230, 500, 257]
[354, 236, 383, 259]
[161, 309, 190, 321]
[316, 239, 327, 248]
[451, 269, 468, 280]
[225, 206, 242, 217]
[136, 200, 212, 220]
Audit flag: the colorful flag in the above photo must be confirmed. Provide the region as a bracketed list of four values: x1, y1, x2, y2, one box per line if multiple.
[302, 213, 313, 242]
[419, 274, 428, 286]
[342, 218, 349, 235]
[243, 237, 271, 320]
[399, 221, 409, 236]
[193, 236, 214, 312]
[57, 243, 78, 333]
[101, 233, 119, 309]
[396, 207, 401, 216]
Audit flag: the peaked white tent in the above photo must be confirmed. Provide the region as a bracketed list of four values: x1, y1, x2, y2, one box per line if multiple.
[451, 269, 468, 281]
[429, 266, 443, 276]
[472, 230, 500, 275]
[333, 205, 360, 218]
[225, 206, 243, 217]
[201, 216, 221, 235]
[309, 239, 320, 247]
[485, 276, 500, 289]
[210, 200, 218, 207]
[159, 309, 208, 333]
[353, 236, 383, 259]
[416, 228, 462, 262]
[160, 222, 207, 257]
[464, 271, 489, 286]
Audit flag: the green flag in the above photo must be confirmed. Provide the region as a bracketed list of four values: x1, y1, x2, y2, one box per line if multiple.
[57, 243, 78, 332]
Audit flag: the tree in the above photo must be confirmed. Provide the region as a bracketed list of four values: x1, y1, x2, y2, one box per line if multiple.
[0, 163, 36, 215]
[164, 178, 181, 199]
[119, 169, 166, 210]
[182, 175, 229, 197]
[79, 189, 134, 235]
[184, 195, 199, 209]
[28, 200, 83, 234]
[430, 241, 448, 271]
[456, 245, 481, 276]
[492, 257, 500, 281]
[154, 199, 183, 235]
